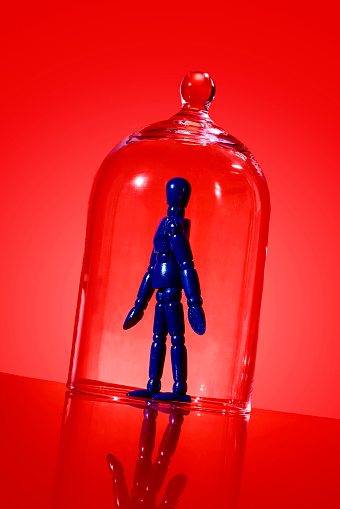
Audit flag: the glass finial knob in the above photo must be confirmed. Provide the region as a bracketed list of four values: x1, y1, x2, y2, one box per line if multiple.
[180, 71, 215, 111]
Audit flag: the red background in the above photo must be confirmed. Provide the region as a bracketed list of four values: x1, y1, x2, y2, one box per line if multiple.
[1, 0, 339, 418]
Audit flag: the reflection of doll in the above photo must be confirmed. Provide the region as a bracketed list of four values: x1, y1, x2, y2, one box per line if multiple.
[123, 178, 205, 403]
[107, 407, 187, 508]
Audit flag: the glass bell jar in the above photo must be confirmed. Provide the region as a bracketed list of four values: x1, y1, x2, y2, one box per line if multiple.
[68, 72, 270, 414]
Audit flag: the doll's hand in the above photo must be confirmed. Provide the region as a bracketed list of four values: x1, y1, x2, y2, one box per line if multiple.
[123, 300, 145, 330]
[187, 296, 206, 335]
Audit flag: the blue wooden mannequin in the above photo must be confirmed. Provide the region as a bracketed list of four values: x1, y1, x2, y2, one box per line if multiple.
[123, 178, 206, 403]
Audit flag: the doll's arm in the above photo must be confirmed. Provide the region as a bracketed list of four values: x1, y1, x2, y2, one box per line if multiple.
[123, 250, 156, 330]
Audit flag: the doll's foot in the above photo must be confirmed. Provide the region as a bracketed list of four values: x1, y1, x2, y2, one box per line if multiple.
[126, 389, 153, 399]
[151, 392, 191, 403]
[127, 378, 162, 399]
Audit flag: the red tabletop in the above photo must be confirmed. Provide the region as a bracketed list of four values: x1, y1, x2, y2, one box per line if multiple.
[1, 372, 339, 508]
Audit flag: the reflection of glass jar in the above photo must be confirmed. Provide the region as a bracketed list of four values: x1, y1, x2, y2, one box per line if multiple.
[52, 393, 249, 509]
[67, 72, 270, 414]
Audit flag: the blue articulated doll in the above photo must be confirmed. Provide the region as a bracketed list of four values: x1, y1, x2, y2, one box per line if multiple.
[123, 177, 206, 403]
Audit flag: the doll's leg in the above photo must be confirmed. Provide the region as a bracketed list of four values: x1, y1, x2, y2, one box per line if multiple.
[127, 297, 167, 399]
[152, 298, 191, 403]
[166, 301, 189, 399]
[147, 300, 168, 394]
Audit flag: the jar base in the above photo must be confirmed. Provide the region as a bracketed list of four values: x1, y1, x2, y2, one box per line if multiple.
[67, 378, 251, 415]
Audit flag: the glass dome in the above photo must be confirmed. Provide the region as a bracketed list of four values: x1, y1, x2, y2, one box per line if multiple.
[67, 72, 270, 414]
